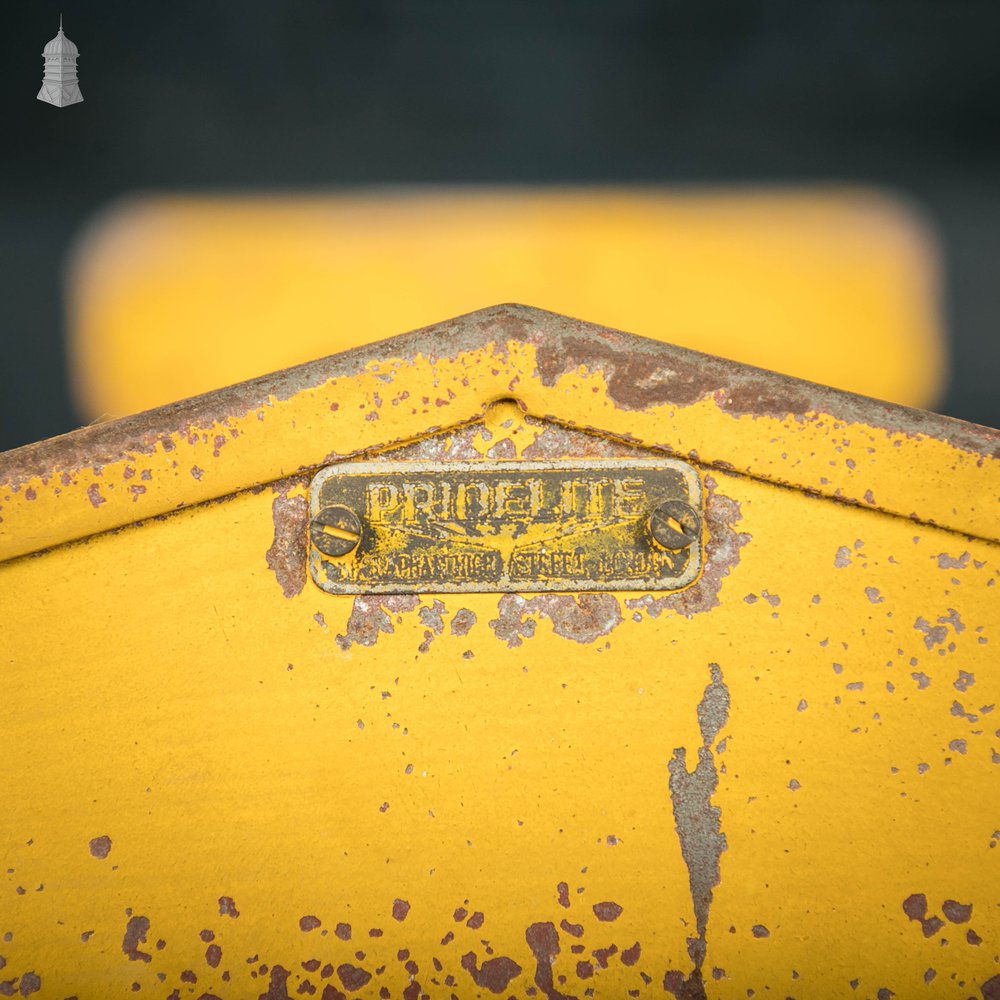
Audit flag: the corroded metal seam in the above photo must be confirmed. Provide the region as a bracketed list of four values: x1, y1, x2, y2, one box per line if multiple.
[0, 303, 997, 562]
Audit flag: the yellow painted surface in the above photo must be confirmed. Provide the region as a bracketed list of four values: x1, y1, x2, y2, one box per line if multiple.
[1, 307, 998, 996]
[1, 444, 997, 997]
[68, 187, 945, 420]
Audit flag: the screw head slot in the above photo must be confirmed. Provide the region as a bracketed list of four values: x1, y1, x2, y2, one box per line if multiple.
[648, 500, 700, 551]
[311, 504, 362, 557]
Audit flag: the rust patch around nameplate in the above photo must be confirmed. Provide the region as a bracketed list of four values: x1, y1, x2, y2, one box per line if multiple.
[309, 459, 702, 594]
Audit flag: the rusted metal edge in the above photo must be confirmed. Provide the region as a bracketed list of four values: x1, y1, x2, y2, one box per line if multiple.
[0, 303, 997, 562]
[4, 303, 998, 481]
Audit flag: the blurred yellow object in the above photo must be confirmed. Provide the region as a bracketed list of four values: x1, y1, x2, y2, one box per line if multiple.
[68, 187, 945, 420]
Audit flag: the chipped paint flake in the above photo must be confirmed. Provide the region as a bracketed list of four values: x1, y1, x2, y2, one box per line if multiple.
[666, 663, 730, 993]
[490, 593, 622, 648]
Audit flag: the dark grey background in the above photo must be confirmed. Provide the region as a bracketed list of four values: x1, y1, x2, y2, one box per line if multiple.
[3, 1, 999, 452]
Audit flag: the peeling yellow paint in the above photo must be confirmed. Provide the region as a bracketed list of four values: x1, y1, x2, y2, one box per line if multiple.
[0, 306, 997, 997]
[1, 307, 996, 562]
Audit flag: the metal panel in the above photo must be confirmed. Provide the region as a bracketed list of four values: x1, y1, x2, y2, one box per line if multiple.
[0, 306, 997, 998]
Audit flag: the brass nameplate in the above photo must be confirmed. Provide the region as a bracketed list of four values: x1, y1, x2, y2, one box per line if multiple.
[309, 459, 702, 594]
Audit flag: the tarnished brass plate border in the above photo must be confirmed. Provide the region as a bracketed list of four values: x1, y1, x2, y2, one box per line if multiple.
[309, 458, 702, 594]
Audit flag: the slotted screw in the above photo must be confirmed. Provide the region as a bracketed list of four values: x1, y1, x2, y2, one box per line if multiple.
[311, 505, 362, 557]
[648, 500, 700, 551]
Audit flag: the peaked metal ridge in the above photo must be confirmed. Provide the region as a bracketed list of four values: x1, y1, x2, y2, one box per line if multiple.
[0, 303, 997, 561]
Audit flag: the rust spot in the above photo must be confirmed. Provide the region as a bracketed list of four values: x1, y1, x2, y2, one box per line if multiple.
[88, 835, 112, 859]
[591, 944, 617, 967]
[466, 911, 485, 930]
[903, 896, 947, 940]
[266, 489, 309, 599]
[942, 899, 972, 923]
[335, 922, 352, 941]
[534, 335, 714, 412]
[525, 921, 576, 1000]
[335, 597, 420, 651]
[450, 608, 477, 637]
[662, 969, 706, 1000]
[391, 899, 410, 922]
[751, 925, 769, 939]
[983, 977, 1000, 1000]
[939, 608, 965, 633]
[627, 477, 750, 622]
[206, 943, 222, 968]
[915, 616, 949, 649]
[86, 483, 105, 507]
[460, 952, 523, 994]
[418, 600, 446, 634]
[559, 920, 583, 938]
[336, 965, 371, 992]
[299, 916, 322, 932]
[951, 700, 979, 722]
[122, 915, 152, 963]
[418, 599, 447, 653]
[219, 896, 240, 918]
[17, 974, 40, 997]
[556, 882, 570, 909]
[258, 965, 291, 1000]
[954, 670, 975, 691]
[621, 942, 640, 966]
[937, 552, 970, 570]
[490, 593, 622, 648]
[591, 902, 622, 922]
[575, 961, 594, 980]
